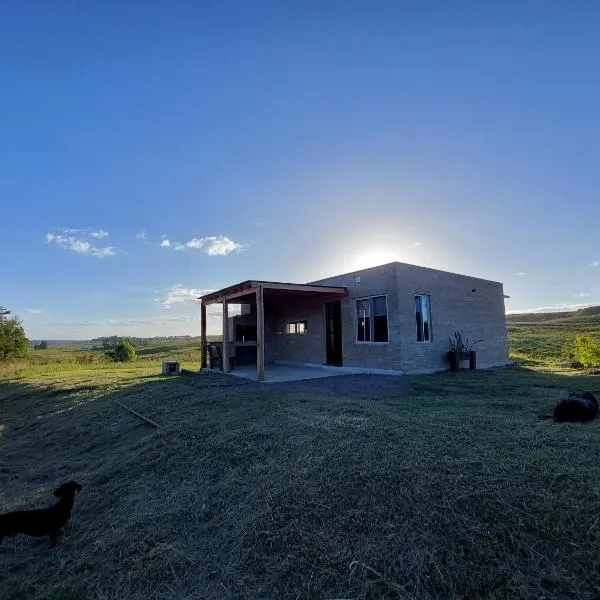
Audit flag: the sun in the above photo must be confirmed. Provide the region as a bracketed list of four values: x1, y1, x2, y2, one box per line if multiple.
[350, 250, 400, 271]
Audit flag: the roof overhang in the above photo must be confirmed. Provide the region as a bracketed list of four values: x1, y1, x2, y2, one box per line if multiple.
[199, 280, 348, 305]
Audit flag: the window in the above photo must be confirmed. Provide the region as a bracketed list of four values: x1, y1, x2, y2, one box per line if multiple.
[235, 324, 257, 342]
[356, 296, 388, 342]
[415, 295, 431, 342]
[286, 320, 307, 334]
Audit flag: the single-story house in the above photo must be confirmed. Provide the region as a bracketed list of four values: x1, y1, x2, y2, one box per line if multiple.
[198, 261, 509, 381]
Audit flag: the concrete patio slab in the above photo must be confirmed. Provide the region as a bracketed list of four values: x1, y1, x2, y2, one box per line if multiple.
[220, 363, 355, 384]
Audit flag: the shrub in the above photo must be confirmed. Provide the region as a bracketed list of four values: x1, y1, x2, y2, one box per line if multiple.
[561, 337, 577, 364]
[574, 335, 600, 368]
[114, 340, 137, 362]
[0, 306, 31, 361]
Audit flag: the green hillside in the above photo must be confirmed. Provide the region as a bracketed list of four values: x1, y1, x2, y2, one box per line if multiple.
[507, 305, 600, 363]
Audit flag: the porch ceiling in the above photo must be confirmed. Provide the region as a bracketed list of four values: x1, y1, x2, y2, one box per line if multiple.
[198, 280, 347, 305]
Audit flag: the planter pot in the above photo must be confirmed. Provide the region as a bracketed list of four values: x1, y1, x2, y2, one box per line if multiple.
[447, 350, 477, 371]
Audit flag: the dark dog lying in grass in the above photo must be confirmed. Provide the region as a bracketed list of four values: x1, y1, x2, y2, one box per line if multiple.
[0, 481, 82, 547]
[541, 391, 599, 423]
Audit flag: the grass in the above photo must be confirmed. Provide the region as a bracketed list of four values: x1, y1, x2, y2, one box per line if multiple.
[2, 344, 600, 599]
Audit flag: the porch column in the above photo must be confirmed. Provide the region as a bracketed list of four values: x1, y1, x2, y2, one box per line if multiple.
[256, 285, 265, 381]
[200, 301, 207, 369]
[222, 300, 230, 373]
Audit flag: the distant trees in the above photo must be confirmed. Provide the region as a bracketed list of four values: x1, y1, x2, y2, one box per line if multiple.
[34, 340, 48, 350]
[0, 306, 31, 361]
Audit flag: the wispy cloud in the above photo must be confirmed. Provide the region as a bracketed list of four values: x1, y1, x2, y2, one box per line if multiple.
[45, 229, 115, 258]
[414, 241, 422, 246]
[89, 230, 109, 239]
[26, 309, 42, 314]
[136, 231, 148, 240]
[591, 261, 600, 268]
[574, 292, 591, 298]
[517, 272, 527, 276]
[156, 285, 242, 319]
[161, 235, 245, 256]
[507, 302, 599, 314]
[158, 285, 212, 308]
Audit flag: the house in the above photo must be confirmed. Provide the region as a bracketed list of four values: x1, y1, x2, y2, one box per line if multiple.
[198, 261, 509, 381]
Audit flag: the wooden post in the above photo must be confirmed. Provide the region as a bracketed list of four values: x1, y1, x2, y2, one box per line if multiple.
[200, 301, 207, 369]
[256, 285, 265, 381]
[222, 300, 230, 373]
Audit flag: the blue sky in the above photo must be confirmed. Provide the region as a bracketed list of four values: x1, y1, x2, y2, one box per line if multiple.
[2, 1, 600, 338]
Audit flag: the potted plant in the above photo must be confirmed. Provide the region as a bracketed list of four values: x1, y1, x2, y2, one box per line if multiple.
[447, 330, 483, 371]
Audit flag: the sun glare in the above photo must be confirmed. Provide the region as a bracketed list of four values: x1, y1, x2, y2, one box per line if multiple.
[350, 250, 401, 271]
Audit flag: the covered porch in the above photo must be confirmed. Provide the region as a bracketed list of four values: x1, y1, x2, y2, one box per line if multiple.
[199, 280, 347, 382]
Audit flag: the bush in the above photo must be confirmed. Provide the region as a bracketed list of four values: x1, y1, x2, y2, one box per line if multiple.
[0, 306, 31, 361]
[575, 335, 600, 368]
[114, 340, 137, 362]
[561, 337, 577, 364]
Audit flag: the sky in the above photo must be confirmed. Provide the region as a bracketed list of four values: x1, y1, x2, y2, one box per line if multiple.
[2, 1, 600, 339]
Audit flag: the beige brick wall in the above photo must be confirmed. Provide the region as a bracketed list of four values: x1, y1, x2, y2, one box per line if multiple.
[269, 298, 328, 364]
[311, 263, 404, 370]
[227, 262, 509, 374]
[311, 262, 509, 374]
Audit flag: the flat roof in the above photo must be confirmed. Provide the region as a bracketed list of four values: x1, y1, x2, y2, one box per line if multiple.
[198, 280, 347, 304]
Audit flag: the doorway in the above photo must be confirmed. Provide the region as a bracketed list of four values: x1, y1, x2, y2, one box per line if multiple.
[325, 301, 343, 366]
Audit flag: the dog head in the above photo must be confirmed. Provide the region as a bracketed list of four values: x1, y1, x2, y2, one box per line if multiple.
[53, 481, 83, 498]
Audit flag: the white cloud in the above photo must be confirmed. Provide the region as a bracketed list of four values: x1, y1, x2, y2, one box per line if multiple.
[517, 272, 527, 276]
[591, 261, 600, 268]
[45, 230, 116, 258]
[156, 285, 242, 318]
[27, 309, 42, 314]
[186, 236, 244, 256]
[161, 235, 244, 256]
[414, 241, 422, 246]
[574, 293, 591, 297]
[136, 231, 148, 240]
[158, 285, 212, 308]
[89, 230, 109, 239]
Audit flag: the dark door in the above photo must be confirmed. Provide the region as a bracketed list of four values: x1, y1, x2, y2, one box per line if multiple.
[325, 301, 343, 366]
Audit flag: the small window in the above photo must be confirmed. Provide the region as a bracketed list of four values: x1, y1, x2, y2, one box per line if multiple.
[415, 295, 431, 342]
[286, 320, 307, 334]
[356, 296, 388, 342]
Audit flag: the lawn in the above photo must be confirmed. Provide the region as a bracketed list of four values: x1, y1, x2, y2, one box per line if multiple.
[2, 355, 600, 599]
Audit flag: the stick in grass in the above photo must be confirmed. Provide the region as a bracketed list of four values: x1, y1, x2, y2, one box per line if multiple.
[113, 400, 160, 428]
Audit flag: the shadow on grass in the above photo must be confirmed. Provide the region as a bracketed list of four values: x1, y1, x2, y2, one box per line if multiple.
[1, 364, 600, 600]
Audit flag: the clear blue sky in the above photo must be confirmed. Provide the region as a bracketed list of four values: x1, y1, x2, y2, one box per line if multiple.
[2, 1, 600, 338]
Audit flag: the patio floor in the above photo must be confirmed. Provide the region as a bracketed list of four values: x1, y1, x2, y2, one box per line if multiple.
[220, 363, 355, 383]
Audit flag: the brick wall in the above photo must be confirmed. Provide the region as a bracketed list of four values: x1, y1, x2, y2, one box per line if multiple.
[311, 262, 509, 374]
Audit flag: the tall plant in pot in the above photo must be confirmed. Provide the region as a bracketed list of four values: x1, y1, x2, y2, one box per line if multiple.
[447, 330, 483, 371]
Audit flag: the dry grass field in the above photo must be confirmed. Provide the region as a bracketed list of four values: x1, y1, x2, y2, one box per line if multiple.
[2, 353, 600, 599]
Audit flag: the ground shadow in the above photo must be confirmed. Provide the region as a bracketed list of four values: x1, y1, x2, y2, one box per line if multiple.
[1, 364, 600, 600]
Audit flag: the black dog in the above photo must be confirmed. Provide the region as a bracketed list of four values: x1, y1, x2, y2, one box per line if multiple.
[552, 391, 599, 423]
[0, 481, 82, 547]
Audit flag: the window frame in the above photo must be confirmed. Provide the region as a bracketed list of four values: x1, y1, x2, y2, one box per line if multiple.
[415, 294, 432, 343]
[355, 294, 389, 344]
[286, 320, 308, 335]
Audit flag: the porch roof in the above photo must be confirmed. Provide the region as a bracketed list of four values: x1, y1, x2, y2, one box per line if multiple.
[198, 280, 347, 305]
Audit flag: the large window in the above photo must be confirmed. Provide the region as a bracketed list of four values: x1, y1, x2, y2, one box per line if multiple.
[415, 295, 431, 342]
[286, 320, 307, 334]
[356, 295, 388, 342]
